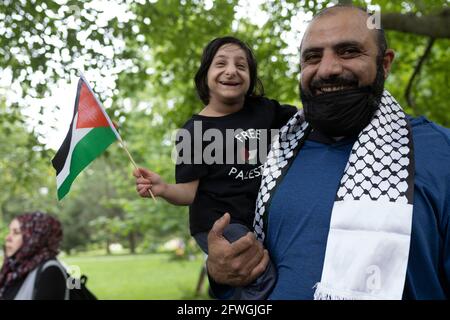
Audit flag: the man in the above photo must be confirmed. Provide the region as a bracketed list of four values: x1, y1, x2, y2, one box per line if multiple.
[206, 5, 450, 299]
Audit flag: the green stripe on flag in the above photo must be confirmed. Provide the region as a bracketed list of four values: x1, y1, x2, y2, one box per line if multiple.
[57, 127, 117, 200]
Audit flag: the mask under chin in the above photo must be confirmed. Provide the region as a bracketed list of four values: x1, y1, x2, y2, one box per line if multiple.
[302, 86, 377, 137]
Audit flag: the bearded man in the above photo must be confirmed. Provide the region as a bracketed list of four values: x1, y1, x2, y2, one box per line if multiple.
[206, 5, 450, 300]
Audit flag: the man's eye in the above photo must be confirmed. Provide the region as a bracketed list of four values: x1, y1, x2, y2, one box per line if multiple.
[304, 54, 321, 63]
[341, 48, 360, 56]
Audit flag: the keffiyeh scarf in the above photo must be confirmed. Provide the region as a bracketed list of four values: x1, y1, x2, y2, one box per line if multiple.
[253, 90, 414, 300]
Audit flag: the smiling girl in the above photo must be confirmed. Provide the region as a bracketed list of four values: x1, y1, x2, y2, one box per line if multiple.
[134, 36, 297, 299]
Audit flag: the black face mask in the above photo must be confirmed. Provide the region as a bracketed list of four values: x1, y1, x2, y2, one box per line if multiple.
[301, 86, 378, 137]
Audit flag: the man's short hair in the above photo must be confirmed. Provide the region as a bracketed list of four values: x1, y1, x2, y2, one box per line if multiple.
[303, 4, 388, 57]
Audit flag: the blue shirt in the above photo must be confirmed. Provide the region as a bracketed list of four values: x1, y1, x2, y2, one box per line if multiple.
[266, 116, 450, 299]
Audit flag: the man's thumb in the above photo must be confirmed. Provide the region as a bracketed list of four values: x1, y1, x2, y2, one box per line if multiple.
[210, 213, 230, 239]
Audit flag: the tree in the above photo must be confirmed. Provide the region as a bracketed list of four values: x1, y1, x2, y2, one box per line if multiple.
[258, 0, 449, 124]
[1, 0, 448, 252]
[0, 99, 58, 227]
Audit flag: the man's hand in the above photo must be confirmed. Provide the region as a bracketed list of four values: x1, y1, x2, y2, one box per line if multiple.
[206, 213, 269, 287]
[133, 167, 167, 198]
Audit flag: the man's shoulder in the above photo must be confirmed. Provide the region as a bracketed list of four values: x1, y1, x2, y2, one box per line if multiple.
[410, 116, 450, 177]
[410, 116, 450, 149]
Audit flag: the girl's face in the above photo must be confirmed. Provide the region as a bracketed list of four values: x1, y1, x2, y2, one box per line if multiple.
[206, 43, 250, 106]
[4, 219, 23, 257]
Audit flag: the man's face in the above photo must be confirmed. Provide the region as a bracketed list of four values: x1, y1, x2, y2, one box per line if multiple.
[300, 9, 381, 97]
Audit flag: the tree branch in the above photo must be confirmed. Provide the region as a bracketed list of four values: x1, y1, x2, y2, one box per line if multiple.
[333, 3, 449, 38]
[405, 37, 435, 113]
[381, 11, 450, 39]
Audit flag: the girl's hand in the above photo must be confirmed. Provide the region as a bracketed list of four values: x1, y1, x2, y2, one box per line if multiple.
[133, 167, 167, 198]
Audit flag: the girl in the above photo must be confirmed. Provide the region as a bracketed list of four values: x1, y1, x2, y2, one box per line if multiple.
[134, 36, 297, 299]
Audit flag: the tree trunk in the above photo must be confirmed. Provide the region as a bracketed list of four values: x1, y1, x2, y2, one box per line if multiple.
[106, 239, 111, 255]
[195, 264, 207, 297]
[129, 231, 136, 254]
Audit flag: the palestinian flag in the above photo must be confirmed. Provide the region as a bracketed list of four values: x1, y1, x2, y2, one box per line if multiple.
[52, 76, 121, 200]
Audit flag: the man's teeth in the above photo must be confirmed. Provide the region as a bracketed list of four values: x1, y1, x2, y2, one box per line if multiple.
[319, 86, 353, 93]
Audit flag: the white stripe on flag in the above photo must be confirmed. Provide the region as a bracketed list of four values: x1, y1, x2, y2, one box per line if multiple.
[56, 113, 92, 188]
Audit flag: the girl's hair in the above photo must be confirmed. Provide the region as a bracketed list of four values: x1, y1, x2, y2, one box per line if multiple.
[194, 36, 264, 105]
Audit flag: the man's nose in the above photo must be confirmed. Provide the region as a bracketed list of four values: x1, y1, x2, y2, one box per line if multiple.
[316, 51, 343, 79]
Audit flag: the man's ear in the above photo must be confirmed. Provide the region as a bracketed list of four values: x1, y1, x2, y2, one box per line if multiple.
[383, 49, 395, 79]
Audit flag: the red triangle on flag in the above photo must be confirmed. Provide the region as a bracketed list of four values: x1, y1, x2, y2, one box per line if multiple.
[76, 81, 111, 129]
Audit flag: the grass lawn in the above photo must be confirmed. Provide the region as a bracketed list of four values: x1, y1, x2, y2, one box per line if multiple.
[62, 253, 210, 300]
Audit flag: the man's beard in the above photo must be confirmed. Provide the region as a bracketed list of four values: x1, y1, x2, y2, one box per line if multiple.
[300, 59, 386, 137]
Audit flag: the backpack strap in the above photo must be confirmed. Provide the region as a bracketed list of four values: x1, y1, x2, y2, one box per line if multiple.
[14, 268, 39, 300]
[33, 259, 69, 300]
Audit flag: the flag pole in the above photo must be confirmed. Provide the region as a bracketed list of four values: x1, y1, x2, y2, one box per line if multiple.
[76, 69, 157, 203]
[118, 139, 157, 203]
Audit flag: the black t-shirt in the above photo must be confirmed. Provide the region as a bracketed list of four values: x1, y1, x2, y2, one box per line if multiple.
[175, 96, 297, 235]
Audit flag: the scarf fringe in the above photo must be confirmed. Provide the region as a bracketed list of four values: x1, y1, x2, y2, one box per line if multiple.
[313, 283, 377, 300]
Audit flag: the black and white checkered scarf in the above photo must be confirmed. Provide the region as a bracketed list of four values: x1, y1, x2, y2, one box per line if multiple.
[253, 90, 414, 299]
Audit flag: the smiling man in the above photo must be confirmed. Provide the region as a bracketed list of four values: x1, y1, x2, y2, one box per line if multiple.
[299, 6, 393, 138]
[206, 5, 450, 300]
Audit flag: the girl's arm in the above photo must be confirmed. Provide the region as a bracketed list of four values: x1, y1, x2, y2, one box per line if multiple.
[134, 167, 199, 205]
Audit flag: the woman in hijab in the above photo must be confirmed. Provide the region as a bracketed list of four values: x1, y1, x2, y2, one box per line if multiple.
[0, 211, 67, 300]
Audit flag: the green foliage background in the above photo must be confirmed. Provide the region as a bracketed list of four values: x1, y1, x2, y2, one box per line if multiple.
[0, 0, 448, 253]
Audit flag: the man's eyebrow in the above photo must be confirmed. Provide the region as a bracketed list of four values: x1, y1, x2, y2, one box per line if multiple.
[333, 41, 364, 50]
[301, 47, 323, 58]
[301, 41, 364, 58]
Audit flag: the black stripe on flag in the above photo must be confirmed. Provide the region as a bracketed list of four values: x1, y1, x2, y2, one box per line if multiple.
[51, 78, 84, 175]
